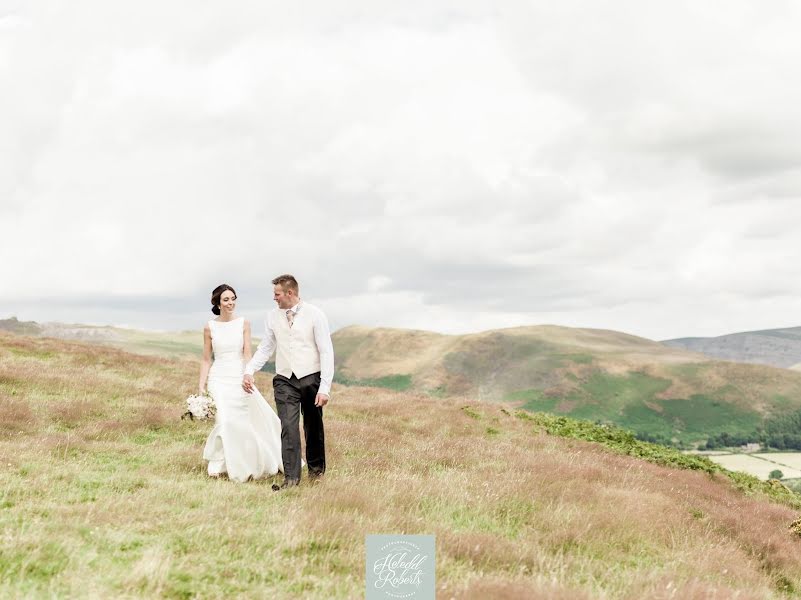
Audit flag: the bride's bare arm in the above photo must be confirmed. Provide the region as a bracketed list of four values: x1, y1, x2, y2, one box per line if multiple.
[243, 320, 253, 364]
[198, 324, 212, 394]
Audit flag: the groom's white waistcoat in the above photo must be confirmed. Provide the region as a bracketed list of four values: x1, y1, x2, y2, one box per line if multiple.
[245, 301, 335, 395]
[272, 307, 320, 379]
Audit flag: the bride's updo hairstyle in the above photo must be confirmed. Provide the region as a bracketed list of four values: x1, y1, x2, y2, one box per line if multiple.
[211, 284, 237, 315]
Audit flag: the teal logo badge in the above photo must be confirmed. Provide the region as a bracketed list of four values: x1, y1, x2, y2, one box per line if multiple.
[366, 534, 435, 600]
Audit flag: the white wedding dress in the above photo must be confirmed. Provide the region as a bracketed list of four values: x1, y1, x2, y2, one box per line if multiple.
[202, 317, 283, 482]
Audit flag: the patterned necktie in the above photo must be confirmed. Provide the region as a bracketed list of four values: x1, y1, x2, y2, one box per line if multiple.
[286, 309, 294, 328]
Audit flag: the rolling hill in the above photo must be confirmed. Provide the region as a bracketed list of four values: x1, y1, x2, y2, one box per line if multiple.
[1, 330, 801, 598]
[7, 316, 801, 447]
[332, 325, 801, 446]
[663, 326, 801, 370]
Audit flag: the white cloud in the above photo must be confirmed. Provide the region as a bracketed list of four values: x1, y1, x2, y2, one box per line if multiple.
[3, 1, 801, 339]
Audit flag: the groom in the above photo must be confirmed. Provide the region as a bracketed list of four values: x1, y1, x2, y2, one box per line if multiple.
[242, 274, 334, 489]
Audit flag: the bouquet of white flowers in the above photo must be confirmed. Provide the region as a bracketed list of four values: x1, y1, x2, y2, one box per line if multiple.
[182, 393, 216, 421]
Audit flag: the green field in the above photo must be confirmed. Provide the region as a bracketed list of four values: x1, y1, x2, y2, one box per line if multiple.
[332, 373, 413, 392]
[701, 452, 801, 480]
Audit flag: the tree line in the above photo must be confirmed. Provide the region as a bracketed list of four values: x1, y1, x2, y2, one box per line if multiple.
[703, 408, 801, 450]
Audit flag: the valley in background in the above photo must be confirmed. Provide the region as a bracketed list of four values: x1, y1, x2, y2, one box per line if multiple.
[6, 316, 801, 477]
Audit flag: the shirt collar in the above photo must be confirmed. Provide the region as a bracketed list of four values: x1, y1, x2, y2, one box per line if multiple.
[286, 300, 302, 314]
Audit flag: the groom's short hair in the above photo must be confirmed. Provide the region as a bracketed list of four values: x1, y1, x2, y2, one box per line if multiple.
[272, 274, 299, 293]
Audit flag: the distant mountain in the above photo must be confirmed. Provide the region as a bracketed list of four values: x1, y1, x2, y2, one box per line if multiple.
[0, 316, 202, 358]
[662, 326, 801, 369]
[333, 325, 801, 446]
[0, 316, 42, 335]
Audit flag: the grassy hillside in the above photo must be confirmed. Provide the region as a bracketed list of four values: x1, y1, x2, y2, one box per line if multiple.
[2, 332, 801, 598]
[8, 318, 801, 448]
[332, 326, 801, 447]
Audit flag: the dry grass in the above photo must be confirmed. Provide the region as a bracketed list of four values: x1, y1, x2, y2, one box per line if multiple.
[1, 331, 801, 599]
[0, 399, 35, 432]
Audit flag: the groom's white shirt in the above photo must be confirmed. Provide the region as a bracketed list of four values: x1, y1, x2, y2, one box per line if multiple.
[244, 301, 334, 396]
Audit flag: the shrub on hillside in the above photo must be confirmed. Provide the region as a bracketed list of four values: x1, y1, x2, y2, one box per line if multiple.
[515, 410, 801, 510]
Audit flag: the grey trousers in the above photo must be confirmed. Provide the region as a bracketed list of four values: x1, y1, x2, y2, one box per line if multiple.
[272, 372, 325, 481]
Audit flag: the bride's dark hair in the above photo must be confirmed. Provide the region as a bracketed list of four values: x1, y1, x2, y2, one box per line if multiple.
[211, 284, 237, 315]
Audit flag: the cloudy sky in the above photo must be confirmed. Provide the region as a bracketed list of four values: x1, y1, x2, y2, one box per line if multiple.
[2, 1, 800, 340]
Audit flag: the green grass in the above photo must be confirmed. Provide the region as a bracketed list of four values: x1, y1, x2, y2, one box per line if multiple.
[334, 373, 412, 392]
[7, 347, 56, 360]
[442, 334, 565, 392]
[667, 363, 705, 379]
[461, 406, 482, 420]
[124, 339, 201, 356]
[507, 389, 560, 413]
[509, 371, 764, 446]
[103, 329, 204, 359]
[570, 372, 672, 416]
[425, 385, 447, 398]
[617, 394, 761, 444]
[562, 353, 594, 364]
[772, 394, 795, 410]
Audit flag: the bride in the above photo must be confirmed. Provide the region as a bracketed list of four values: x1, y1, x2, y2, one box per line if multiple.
[198, 284, 283, 482]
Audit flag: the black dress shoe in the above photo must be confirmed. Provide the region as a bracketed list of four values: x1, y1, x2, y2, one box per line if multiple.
[272, 478, 300, 491]
[308, 470, 325, 483]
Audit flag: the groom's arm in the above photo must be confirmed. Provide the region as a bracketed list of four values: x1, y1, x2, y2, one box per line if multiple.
[313, 308, 335, 399]
[244, 315, 276, 376]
